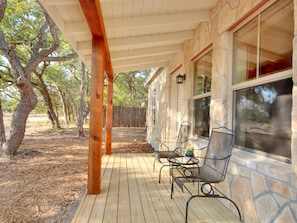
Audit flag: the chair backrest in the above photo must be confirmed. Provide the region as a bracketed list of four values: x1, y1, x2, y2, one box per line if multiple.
[201, 127, 235, 183]
[175, 121, 191, 153]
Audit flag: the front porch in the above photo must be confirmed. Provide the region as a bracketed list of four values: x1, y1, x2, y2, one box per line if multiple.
[72, 153, 241, 223]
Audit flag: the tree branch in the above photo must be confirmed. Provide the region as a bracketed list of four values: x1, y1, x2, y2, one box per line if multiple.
[0, 0, 6, 21]
[25, 1, 61, 75]
[0, 32, 25, 79]
[44, 53, 78, 62]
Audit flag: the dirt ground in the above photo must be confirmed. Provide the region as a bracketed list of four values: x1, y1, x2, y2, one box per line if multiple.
[0, 119, 153, 223]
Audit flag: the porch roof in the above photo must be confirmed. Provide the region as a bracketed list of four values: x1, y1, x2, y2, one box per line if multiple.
[39, 0, 218, 74]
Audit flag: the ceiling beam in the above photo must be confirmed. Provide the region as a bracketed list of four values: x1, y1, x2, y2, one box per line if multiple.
[38, 5, 66, 32]
[79, 0, 113, 76]
[105, 11, 210, 30]
[109, 31, 193, 51]
[77, 31, 192, 52]
[113, 61, 168, 73]
[79, 0, 105, 39]
[65, 21, 89, 34]
[84, 45, 181, 62]
[77, 40, 91, 52]
[39, 0, 78, 6]
[84, 51, 175, 64]
[110, 45, 182, 61]
[112, 54, 175, 67]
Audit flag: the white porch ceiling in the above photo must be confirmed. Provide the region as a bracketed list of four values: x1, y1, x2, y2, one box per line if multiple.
[39, 0, 218, 73]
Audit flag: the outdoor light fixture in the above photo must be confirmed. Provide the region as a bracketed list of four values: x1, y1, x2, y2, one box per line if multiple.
[176, 73, 186, 84]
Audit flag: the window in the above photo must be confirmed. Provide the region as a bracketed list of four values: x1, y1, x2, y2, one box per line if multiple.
[193, 50, 212, 137]
[232, 0, 293, 162]
[233, 0, 293, 84]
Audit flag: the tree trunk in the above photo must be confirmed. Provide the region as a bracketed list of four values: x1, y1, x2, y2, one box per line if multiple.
[2, 77, 37, 155]
[34, 71, 61, 129]
[77, 62, 86, 137]
[57, 86, 69, 125]
[0, 99, 6, 146]
[47, 110, 55, 128]
[0, 1, 75, 155]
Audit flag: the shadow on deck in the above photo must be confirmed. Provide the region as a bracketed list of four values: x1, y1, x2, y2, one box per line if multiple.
[72, 153, 242, 223]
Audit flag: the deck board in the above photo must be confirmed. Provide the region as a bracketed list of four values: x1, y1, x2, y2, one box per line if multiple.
[137, 155, 174, 223]
[117, 154, 131, 223]
[72, 153, 242, 223]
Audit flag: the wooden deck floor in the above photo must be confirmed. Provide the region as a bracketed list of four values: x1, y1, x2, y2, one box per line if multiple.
[72, 153, 242, 223]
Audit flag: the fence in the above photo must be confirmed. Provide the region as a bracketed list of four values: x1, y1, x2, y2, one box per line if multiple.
[104, 106, 146, 127]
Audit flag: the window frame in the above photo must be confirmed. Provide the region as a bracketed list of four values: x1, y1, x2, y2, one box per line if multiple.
[192, 49, 213, 138]
[231, 0, 293, 163]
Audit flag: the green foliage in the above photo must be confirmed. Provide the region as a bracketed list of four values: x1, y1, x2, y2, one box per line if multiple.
[113, 69, 150, 106]
[0, 0, 82, 119]
[0, 0, 150, 125]
[0, 0, 45, 64]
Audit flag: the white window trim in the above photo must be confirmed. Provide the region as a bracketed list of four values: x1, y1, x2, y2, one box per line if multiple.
[231, 69, 292, 91]
[230, 0, 293, 163]
[191, 50, 213, 138]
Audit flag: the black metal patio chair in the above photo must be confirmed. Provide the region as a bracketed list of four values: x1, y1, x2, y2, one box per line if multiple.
[153, 121, 191, 183]
[170, 127, 242, 222]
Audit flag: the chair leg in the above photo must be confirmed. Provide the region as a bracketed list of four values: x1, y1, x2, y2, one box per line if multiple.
[170, 178, 174, 199]
[185, 195, 195, 223]
[185, 194, 243, 223]
[218, 195, 243, 222]
[158, 165, 166, 183]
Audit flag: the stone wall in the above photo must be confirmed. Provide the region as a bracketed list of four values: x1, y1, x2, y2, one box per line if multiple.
[147, 0, 297, 221]
[146, 68, 169, 144]
[227, 149, 297, 222]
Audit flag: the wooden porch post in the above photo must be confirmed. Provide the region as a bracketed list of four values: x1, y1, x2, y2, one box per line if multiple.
[105, 75, 113, 155]
[87, 36, 105, 194]
[79, 0, 114, 194]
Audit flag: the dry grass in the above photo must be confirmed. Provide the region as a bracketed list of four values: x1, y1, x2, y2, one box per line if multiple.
[0, 114, 153, 222]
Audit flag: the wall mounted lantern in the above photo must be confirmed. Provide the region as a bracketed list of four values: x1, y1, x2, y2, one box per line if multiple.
[176, 73, 186, 84]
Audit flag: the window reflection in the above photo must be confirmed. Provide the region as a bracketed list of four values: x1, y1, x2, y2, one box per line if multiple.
[194, 97, 210, 137]
[259, 0, 293, 77]
[233, 0, 293, 84]
[193, 50, 212, 137]
[234, 78, 292, 159]
[194, 51, 212, 95]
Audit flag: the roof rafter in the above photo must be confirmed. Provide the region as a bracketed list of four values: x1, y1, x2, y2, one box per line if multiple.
[109, 31, 193, 50]
[40, 0, 219, 73]
[112, 54, 175, 67]
[113, 61, 168, 73]
[110, 45, 182, 61]
[104, 11, 210, 30]
[79, 0, 113, 77]
[39, 0, 77, 6]
[65, 21, 89, 34]
[77, 31, 192, 52]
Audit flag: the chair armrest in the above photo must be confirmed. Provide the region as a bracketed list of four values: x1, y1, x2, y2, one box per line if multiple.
[159, 142, 170, 151]
[201, 154, 231, 160]
[153, 136, 179, 151]
[196, 146, 207, 150]
[159, 141, 181, 151]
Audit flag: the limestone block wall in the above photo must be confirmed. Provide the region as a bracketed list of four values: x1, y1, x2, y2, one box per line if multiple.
[187, 0, 297, 222]
[227, 149, 297, 222]
[146, 68, 169, 144]
[147, 0, 297, 221]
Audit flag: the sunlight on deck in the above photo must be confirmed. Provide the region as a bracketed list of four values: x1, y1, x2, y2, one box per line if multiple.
[72, 153, 242, 223]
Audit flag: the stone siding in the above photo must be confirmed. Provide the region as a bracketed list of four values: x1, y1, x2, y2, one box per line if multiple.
[146, 0, 297, 222]
[227, 149, 297, 222]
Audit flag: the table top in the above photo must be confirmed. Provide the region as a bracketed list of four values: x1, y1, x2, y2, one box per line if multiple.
[168, 156, 199, 166]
